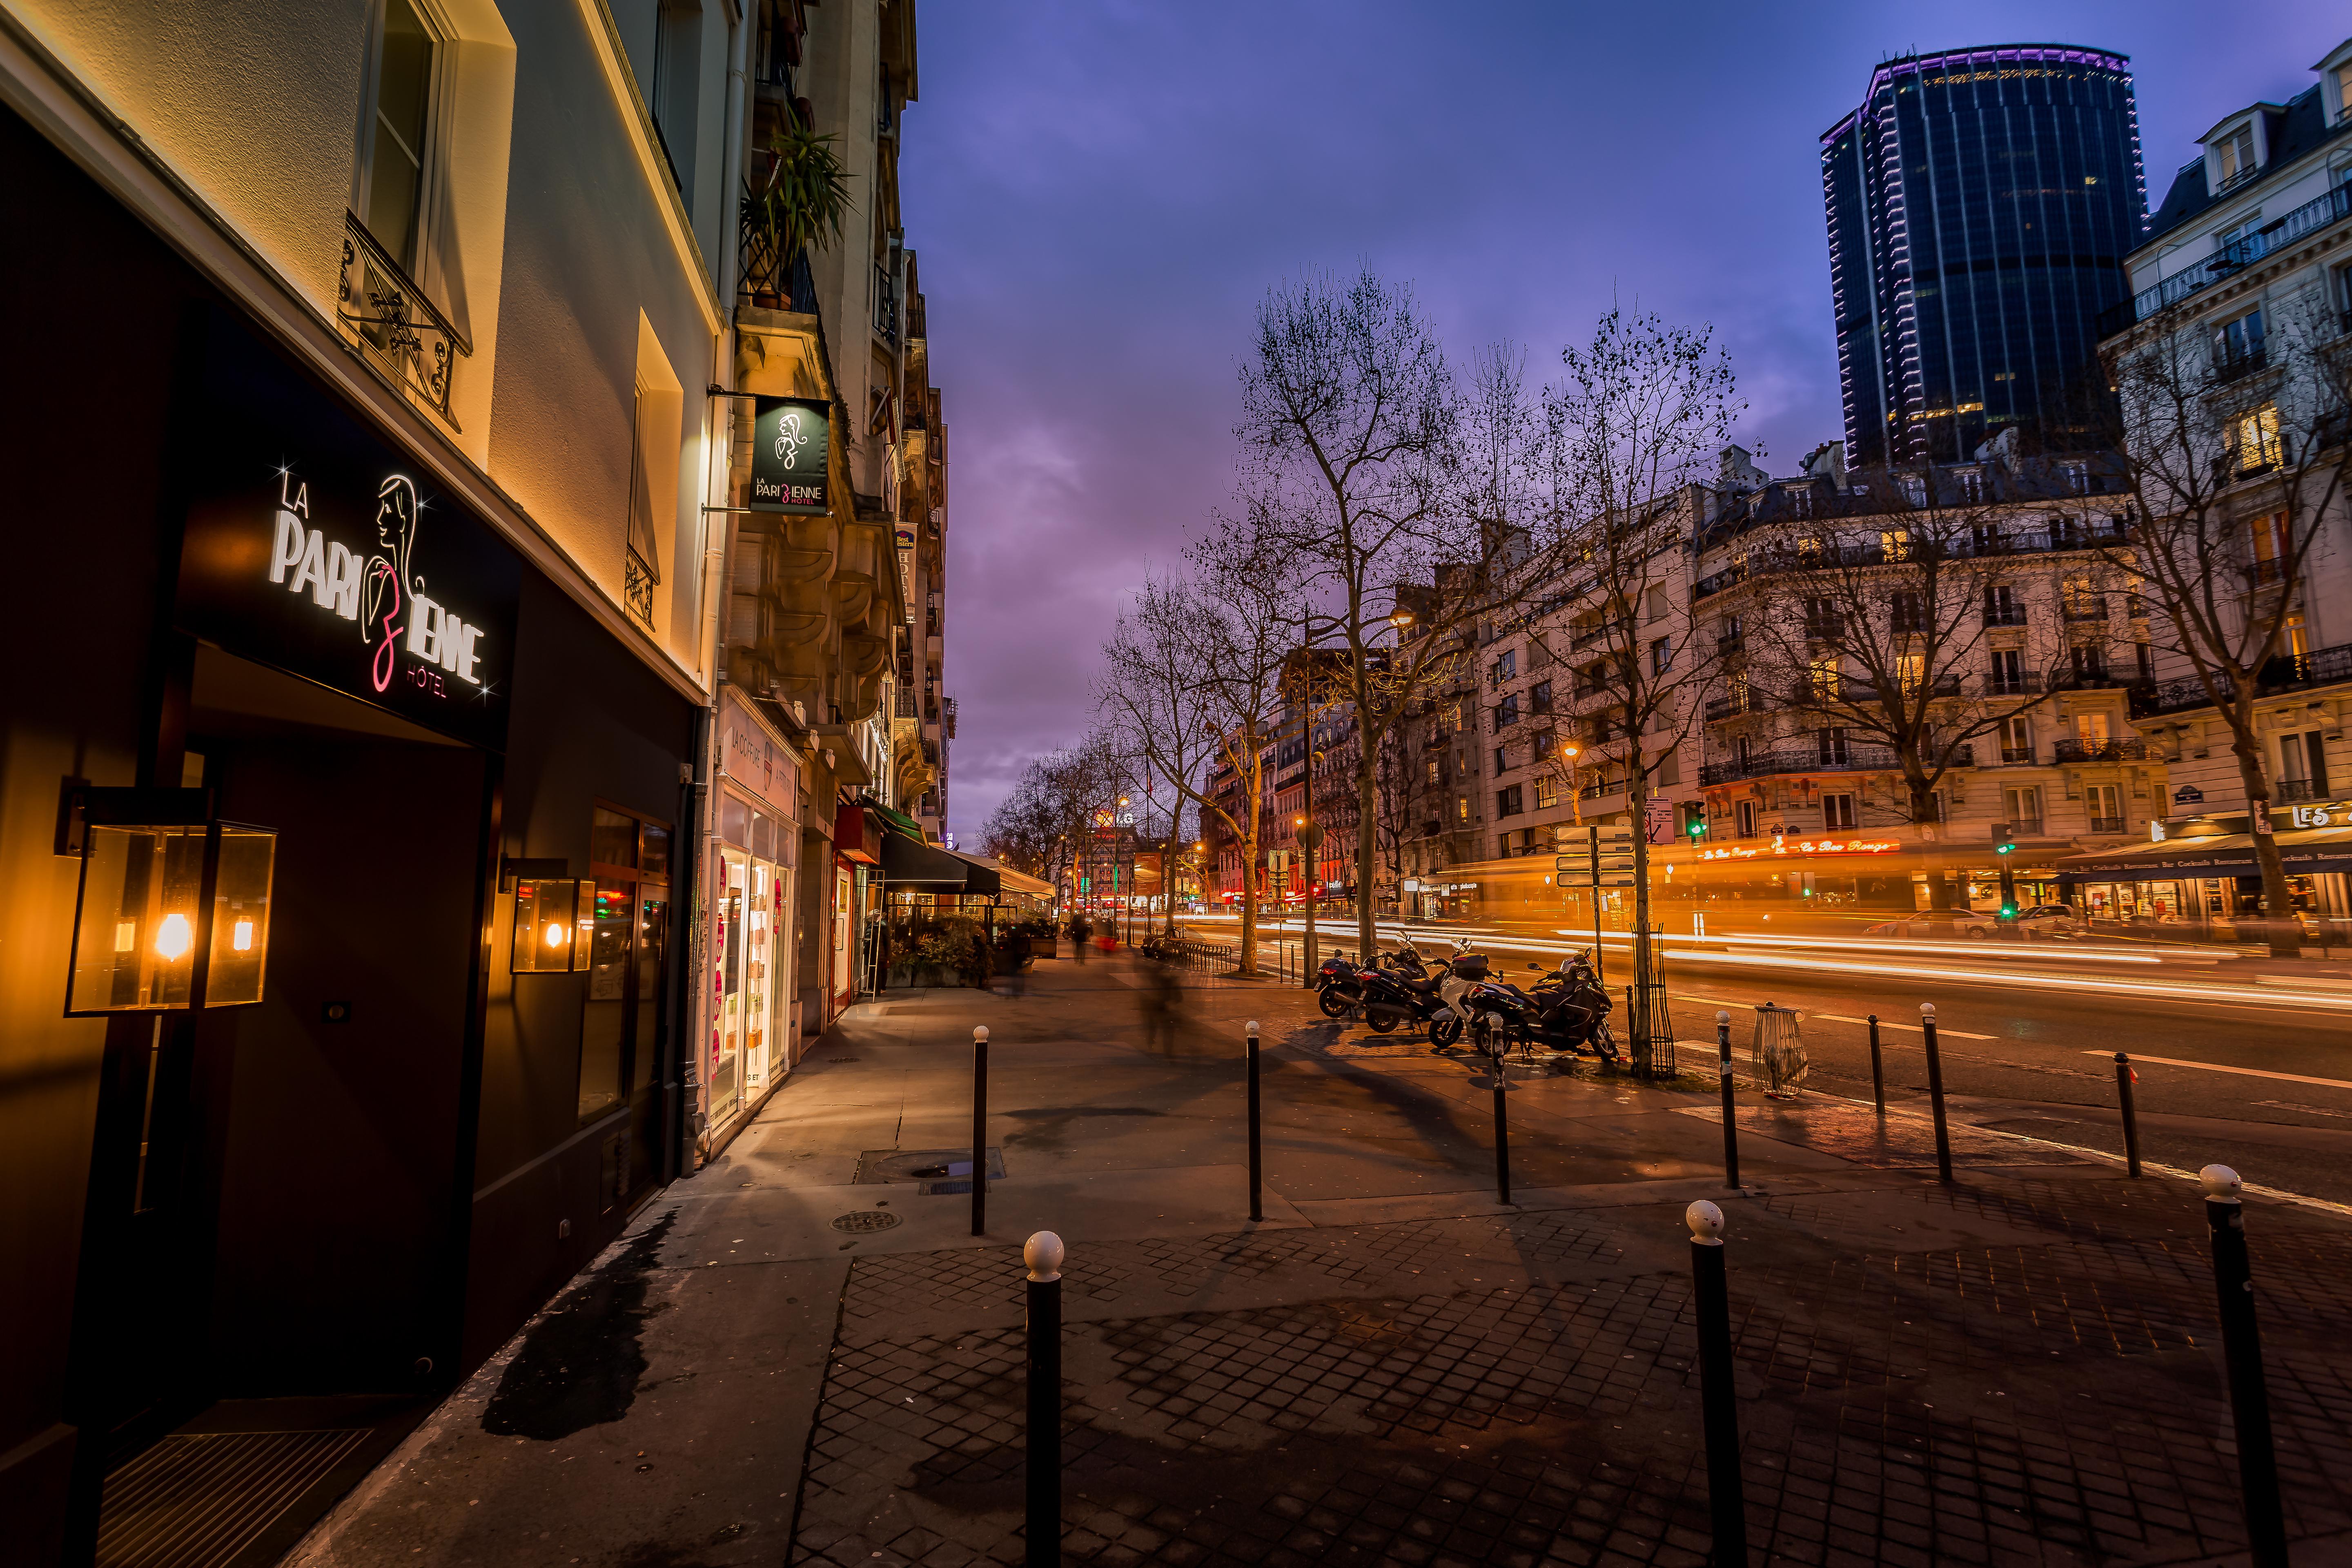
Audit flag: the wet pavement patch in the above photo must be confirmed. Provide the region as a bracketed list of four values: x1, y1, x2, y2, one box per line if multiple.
[480, 1212, 675, 1441]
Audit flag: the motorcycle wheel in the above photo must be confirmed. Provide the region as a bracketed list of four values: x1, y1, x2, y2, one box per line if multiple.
[1317, 988, 1350, 1019]
[1428, 1015, 1464, 1047]
[1592, 1020, 1620, 1058]
[1365, 1010, 1399, 1035]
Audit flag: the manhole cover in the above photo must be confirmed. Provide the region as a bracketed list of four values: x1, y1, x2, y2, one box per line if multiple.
[826, 1057, 860, 1064]
[829, 1210, 902, 1234]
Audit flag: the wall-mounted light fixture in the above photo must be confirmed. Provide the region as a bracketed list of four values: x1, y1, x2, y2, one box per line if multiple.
[504, 858, 588, 973]
[62, 787, 276, 1015]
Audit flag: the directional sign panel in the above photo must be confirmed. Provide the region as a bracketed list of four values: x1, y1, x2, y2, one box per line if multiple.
[1556, 827, 1639, 888]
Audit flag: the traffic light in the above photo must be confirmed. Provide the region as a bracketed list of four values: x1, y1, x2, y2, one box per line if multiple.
[1687, 819, 1707, 840]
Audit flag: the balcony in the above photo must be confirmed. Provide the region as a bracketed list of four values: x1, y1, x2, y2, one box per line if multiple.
[2278, 779, 2328, 802]
[2098, 182, 2352, 335]
[2011, 817, 2045, 837]
[338, 212, 471, 426]
[1987, 672, 2042, 697]
[873, 263, 900, 341]
[1699, 742, 1898, 786]
[1716, 633, 1745, 657]
[2000, 746, 2035, 765]
[1705, 691, 1752, 722]
[2052, 738, 2148, 763]
[2213, 344, 2270, 385]
[2129, 642, 2352, 717]
[1984, 605, 2028, 627]
[2062, 601, 2107, 622]
[2089, 815, 2127, 834]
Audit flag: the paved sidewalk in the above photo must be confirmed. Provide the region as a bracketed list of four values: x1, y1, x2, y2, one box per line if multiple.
[287, 953, 2352, 1567]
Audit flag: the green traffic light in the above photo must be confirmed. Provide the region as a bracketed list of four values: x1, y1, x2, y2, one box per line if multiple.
[1996, 843, 2014, 855]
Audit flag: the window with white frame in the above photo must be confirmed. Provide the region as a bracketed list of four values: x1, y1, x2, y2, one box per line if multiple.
[2215, 123, 2257, 189]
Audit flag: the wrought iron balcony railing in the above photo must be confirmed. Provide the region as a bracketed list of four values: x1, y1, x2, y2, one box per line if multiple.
[2089, 815, 2126, 833]
[2052, 738, 2148, 763]
[2098, 182, 2352, 336]
[338, 212, 470, 426]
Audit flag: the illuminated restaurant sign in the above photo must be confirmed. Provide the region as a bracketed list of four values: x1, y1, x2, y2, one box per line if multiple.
[1699, 838, 1900, 862]
[174, 312, 520, 750]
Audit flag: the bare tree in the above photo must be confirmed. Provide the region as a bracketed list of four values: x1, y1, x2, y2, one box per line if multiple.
[2100, 291, 2352, 953]
[1735, 469, 2101, 907]
[1528, 308, 1741, 1046]
[1235, 268, 1549, 958]
[1098, 572, 1225, 937]
[1181, 523, 1308, 976]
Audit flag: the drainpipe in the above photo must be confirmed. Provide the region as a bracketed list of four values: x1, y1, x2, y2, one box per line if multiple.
[679, 1, 761, 1173]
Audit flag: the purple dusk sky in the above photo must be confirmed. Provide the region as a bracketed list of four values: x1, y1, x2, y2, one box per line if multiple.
[904, 2, 2346, 842]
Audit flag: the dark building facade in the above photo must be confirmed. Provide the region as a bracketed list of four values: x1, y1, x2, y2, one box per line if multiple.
[1822, 45, 2147, 466]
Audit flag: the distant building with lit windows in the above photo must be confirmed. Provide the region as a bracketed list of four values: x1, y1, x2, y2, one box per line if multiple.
[1822, 45, 2147, 466]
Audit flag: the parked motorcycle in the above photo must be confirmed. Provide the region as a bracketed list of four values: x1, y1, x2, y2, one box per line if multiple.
[1467, 951, 1619, 1065]
[1314, 952, 1363, 1017]
[1353, 951, 1458, 1038]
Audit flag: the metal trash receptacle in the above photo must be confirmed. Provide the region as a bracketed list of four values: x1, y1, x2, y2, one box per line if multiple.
[1751, 1003, 1808, 1098]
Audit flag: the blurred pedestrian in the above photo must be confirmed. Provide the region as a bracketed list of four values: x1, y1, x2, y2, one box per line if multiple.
[1139, 957, 1180, 1054]
[1070, 914, 1091, 963]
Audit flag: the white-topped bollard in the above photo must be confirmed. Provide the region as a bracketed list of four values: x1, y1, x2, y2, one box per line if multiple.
[2200, 1163, 2283, 1563]
[1244, 1021, 1263, 1223]
[1714, 1011, 1738, 1188]
[1685, 1198, 1744, 1561]
[1023, 1230, 1064, 1565]
[971, 1027, 990, 1237]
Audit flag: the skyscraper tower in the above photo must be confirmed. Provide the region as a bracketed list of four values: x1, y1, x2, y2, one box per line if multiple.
[1822, 46, 2146, 467]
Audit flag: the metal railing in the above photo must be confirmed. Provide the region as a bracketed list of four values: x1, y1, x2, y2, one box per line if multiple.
[2000, 746, 2036, 764]
[2277, 779, 2327, 802]
[1699, 743, 1899, 785]
[2054, 737, 2148, 763]
[2099, 182, 2352, 336]
[873, 262, 900, 340]
[2127, 641, 2352, 717]
[338, 212, 471, 426]
[2089, 815, 2126, 833]
[1987, 671, 2042, 696]
[2213, 345, 2270, 385]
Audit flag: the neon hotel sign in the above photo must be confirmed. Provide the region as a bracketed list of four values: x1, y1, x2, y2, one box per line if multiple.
[1699, 837, 1900, 862]
[264, 470, 487, 696]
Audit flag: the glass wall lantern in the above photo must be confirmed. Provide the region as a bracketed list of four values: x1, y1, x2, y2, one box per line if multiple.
[64, 788, 276, 1015]
[506, 858, 588, 973]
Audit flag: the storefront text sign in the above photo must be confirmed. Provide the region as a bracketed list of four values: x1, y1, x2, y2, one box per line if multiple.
[1699, 838, 1899, 862]
[750, 396, 831, 514]
[174, 312, 520, 749]
[719, 690, 800, 819]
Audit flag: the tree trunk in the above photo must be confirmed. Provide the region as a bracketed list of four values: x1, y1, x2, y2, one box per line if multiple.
[1356, 745, 1380, 963]
[1907, 776, 1953, 910]
[1237, 769, 1263, 977]
[2232, 726, 2300, 958]
[1628, 736, 1655, 1076]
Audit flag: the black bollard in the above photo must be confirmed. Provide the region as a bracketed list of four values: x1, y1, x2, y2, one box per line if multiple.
[1494, 1054, 1512, 1206]
[1715, 1010, 1740, 1190]
[1867, 1014, 1885, 1116]
[2115, 1054, 2142, 1179]
[972, 1026, 990, 1237]
[1688, 1200, 1748, 1565]
[1920, 1003, 1953, 1184]
[2202, 1166, 2287, 1566]
[1246, 1020, 1264, 1223]
[1025, 1231, 1065, 1567]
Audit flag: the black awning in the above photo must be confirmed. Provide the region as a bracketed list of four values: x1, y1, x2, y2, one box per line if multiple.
[880, 831, 973, 888]
[940, 848, 1003, 898]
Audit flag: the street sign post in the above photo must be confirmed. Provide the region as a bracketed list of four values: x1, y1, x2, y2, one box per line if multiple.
[1554, 826, 1637, 980]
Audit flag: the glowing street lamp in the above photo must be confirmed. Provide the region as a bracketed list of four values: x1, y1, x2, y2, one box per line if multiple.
[1561, 741, 1584, 827]
[64, 788, 276, 1013]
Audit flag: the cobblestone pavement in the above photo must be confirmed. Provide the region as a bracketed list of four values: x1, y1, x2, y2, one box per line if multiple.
[791, 1172, 2352, 1567]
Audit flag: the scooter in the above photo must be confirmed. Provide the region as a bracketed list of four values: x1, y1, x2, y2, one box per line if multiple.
[1354, 953, 1458, 1038]
[1314, 952, 1364, 1018]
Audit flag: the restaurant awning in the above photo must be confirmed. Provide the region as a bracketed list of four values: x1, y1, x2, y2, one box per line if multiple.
[880, 830, 975, 887]
[2055, 827, 2352, 884]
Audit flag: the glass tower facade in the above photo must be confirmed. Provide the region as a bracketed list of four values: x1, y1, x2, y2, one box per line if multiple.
[1822, 46, 2146, 466]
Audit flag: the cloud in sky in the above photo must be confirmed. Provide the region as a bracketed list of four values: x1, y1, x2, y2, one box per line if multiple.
[902, 1, 2346, 840]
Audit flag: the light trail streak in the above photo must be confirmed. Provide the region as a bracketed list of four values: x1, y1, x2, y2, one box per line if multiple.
[1174, 915, 2352, 1016]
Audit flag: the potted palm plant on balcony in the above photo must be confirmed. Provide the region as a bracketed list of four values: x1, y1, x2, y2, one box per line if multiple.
[742, 121, 852, 309]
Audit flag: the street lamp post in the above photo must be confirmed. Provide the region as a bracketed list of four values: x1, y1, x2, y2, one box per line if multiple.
[1296, 815, 1324, 987]
[1561, 742, 1583, 827]
[1117, 795, 1133, 947]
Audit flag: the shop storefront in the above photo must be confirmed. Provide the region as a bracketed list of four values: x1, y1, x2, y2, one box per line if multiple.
[2058, 812, 2352, 934]
[5, 156, 699, 1546]
[707, 692, 802, 1142]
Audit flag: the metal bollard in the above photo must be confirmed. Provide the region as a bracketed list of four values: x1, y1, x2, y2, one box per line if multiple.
[1245, 1021, 1264, 1223]
[1687, 1200, 1748, 1564]
[1715, 1011, 1740, 1189]
[1025, 1231, 1065, 1568]
[972, 1027, 990, 1237]
[1919, 1003, 1953, 1184]
[2202, 1166, 2287, 1566]
[1494, 1053, 1512, 1206]
[1867, 1014, 1885, 1116]
[2115, 1053, 2142, 1178]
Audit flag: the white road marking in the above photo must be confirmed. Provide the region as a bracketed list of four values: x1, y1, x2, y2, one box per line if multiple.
[2081, 1051, 2352, 1092]
[1667, 994, 1993, 1038]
